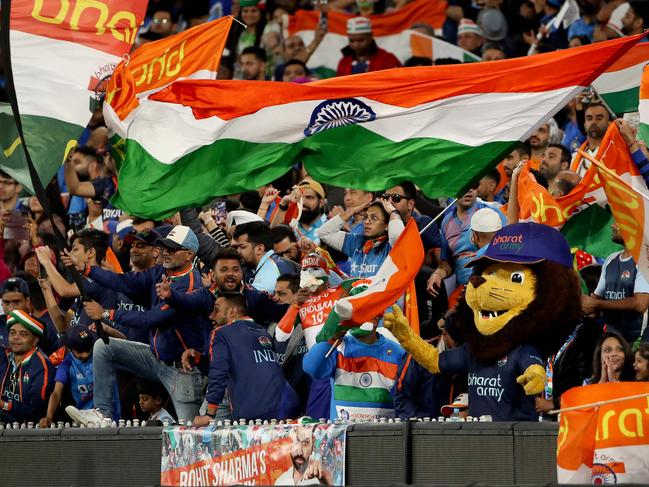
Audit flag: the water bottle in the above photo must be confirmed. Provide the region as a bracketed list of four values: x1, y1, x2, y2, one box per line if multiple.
[449, 408, 462, 422]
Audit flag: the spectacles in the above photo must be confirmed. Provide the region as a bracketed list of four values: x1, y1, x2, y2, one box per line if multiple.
[275, 248, 294, 258]
[162, 246, 186, 255]
[381, 193, 408, 203]
[152, 18, 170, 24]
[363, 214, 385, 223]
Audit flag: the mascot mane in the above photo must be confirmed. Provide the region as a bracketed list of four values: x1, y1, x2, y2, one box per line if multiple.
[456, 261, 581, 363]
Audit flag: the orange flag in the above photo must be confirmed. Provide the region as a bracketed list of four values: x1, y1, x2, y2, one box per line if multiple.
[517, 122, 641, 228]
[334, 219, 424, 334]
[103, 16, 233, 137]
[557, 383, 649, 484]
[591, 154, 649, 282]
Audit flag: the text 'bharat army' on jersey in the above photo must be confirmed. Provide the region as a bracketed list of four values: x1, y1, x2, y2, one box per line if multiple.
[439, 343, 544, 421]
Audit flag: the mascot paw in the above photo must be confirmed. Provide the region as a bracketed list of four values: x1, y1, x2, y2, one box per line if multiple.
[516, 364, 547, 396]
[383, 305, 411, 342]
[384, 305, 440, 374]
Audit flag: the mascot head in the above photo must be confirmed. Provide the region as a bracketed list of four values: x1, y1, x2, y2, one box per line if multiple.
[458, 222, 581, 363]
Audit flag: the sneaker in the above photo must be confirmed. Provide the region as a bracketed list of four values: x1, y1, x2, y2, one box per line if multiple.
[65, 406, 108, 426]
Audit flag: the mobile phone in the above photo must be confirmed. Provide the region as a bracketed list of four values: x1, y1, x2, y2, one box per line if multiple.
[319, 8, 328, 32]
[3, 210, 29, 241]
[213, 201, 227, 225]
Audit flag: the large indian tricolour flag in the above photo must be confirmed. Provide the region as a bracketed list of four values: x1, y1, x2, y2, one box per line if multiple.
[112, 33, 644, 219]
[287, 0, 448, 77]
[592, 42, 649, 115]
[0, 0, 147, 192]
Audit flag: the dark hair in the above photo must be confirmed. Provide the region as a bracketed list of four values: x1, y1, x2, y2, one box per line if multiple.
[131, 216, 162, 227]
[404, 56, 433, 67]
[277, 273, 300, 293]
[217, 292, 248, 314]
[579, 265, 602, 295]
[482, 41, 504, 54]
[556, 176, 578, 196]
[636, 342, 649, 361]
[483, 169, 501, 185]
[511, 141, 531, 159]
[585, 102, 611, 120]
[530, 169, 549, 189]
[393, 181, 417, 200]
[367, 201, 390, 225]
[284, 59, 309, 75]
[433, 57, 462, 66]
[0, 170, 16, 181]
[271, 224, 298, 244]
[74, 145, 101, 164]
[241, 46, 267, 63]
[14, 271, 45, 311]
[213, 246, 243, 266]
[137, 379, 166, 399]
[629, 0, 649, 27]
[70, 229, 110, 264]
[536, 42, 556, 54]
[548, 143, 572, 164]
[239, 191, 262, 212]
[569, 35, 591, 46]
[233, 221, 273, 251]
[590, 331, 635, 383]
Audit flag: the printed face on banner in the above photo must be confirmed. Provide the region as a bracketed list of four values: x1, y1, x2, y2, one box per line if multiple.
[161, 423, 347, 486]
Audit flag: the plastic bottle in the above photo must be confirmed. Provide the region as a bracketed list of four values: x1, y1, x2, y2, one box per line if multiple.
[449, 408, 462, 422]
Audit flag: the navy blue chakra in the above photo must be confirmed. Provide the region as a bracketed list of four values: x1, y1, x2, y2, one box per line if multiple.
[304, 98, 376, 137]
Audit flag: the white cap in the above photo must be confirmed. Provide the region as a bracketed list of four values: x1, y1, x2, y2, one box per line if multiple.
[470, 208, 503, 233]
[347, 17, 372, 35]
[441, 393, 469, 416]
[226, 210, 264, 231]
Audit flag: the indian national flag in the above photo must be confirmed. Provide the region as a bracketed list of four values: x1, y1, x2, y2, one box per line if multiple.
[113, 33, 644, 219]
[104, 16, 233, 138]
[287, 0, 447, 77]
[592, 42, 649, 115]
[0, 0, 147, 192]
[334, 219, 424, 332]
[638, 64, 649, 143]
[409, 30, 480, 63]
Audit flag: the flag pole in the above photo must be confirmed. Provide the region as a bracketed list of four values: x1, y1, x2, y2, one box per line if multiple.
[548, 391, 649, 415]
[589, 86, 618, 120]
[577, 149, 649, 203]
[418, 198, 457, 236]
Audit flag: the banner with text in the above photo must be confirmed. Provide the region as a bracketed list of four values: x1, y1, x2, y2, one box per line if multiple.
[556, 382, 649, 484]
[161, 423, 346, 486]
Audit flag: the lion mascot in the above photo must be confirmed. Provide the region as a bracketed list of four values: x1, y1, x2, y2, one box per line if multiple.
[385, 222, 582, 421]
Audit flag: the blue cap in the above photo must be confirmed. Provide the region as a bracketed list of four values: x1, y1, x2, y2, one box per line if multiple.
[466, 222, 573, 268]
[0, 277, 30, 297]
[156, 225, 199, 252]
[62, 325, 98, 353]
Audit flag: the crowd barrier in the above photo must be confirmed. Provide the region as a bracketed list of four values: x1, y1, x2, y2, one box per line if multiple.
[0, 421, 561, 486]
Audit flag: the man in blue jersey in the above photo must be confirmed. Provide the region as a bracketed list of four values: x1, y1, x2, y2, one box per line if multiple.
[192, 293, 300, 426]
[233, 221, 300, 293]
[65, 225, 207, 425]
[582, 224, 649, 344]
[427, 188, 506, 295]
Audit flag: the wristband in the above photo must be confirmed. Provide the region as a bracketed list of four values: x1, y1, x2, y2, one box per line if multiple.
[279, 203, 289, 211]
[206, 411, 216, 418]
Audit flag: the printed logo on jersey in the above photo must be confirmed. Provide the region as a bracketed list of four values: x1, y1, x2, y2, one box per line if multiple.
[258, 336, 272, 348]
[22, 372, 30, 383]
[497, 356, 508, 367]
[359, 373, 373, 388]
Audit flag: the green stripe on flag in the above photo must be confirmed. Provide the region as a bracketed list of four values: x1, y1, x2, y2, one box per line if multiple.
[0, 103, 82, 192]
[115, 124, 513, 219]
[561, 204, 622, 259]
[600, 86, 639, 115]
[333, 384, 393, 404]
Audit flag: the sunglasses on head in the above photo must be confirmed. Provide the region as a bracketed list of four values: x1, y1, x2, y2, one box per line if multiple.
[381, 193, 409, 203]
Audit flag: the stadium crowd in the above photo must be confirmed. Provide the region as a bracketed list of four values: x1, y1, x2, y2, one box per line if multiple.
[1, 0, 649, 431]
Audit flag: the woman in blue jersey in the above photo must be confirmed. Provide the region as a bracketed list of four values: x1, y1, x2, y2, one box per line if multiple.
[319, 198, 404, 279]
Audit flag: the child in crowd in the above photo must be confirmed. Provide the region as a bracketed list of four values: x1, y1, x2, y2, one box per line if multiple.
[138, 380, 175, 424]
[39, 325, 120, 427]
